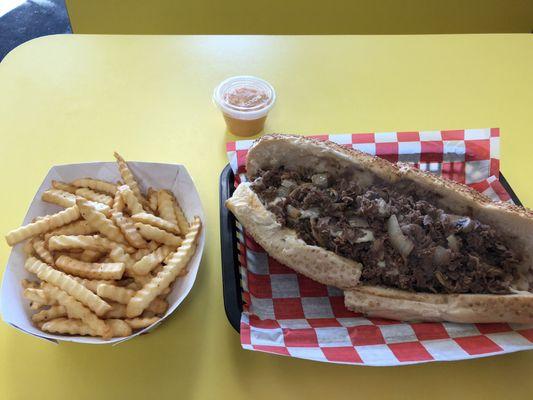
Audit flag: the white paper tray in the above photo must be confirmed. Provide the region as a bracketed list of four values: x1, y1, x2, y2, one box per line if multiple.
[1, 161, 205, 344]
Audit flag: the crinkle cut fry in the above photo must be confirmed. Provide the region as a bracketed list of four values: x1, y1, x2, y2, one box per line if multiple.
[42, 189, 76, 208]
[104, 302, 127, 319]
[131, 212, 180, 235]
[96, 283, 134, 304]
[114, 152, 149, 209]
[126, 217, 201, 318]
[75, 188, 114, 207]
[32, 305, 67, 322]
[112, 191, 125, 213]
[157, 190, 178, 226]
[23, 288, 49, 305]
[41, 318, 93, 336]
[135, 223, 182, 247]
[125, 317, 160, 330]
[78, 249, 103, 262]
[71, 276, 114, 293]
[31, 237, 54, 266]
[42, 283, 111, 338]
[5, 206, 80, 246]
[103, 297, 166, 319]
[41, 318, 131, 337]
[71, 178, 117, 195]
[44, 220, 96, 241]
[147, 297, 168, 315]
[48, 234, 106, 252]
[51, 180, 77, 194]
[108, 245, 136, 276]
[147, 188, 158, 213]
[48, 234, 135, 253]
[42, 190, 111, 216]
[117, 184, 144, 215]
[77, 198, 127, 245]
[55, 255, 125, 280]
[170, 194, 190, 235]
[24, 257, 111, 316]
[111, 211, 148, 248]
[130, 245, 173, 275]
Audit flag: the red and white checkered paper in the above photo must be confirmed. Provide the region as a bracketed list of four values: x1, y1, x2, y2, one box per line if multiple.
[226, 129, 533, 366]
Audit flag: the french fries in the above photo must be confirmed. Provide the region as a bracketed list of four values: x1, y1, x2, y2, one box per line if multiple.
[6, 206, 80, 246]
[31, 238, 54, 266]
[25, 257, 111, 316]
[112, 191, 125, 213]
[7, 151, 201, 339]
[23, 288, 49, 306]
[108, 245, 133, 261]
[44, 220, 96, 241]
[111, 212, 148, 248]
[76, 188, 114, 207]
[130, 273, 153, 287]
[78, 198, 127, 244]
[72, 178, 117, 195]
[114, 152, 148, 209]
[130, 245, 173, 275]
[23, 240, 34, 256]
[147, 298, 168, 315]
[51, 180, 77, 194]
[42, 283, 111, 338]
[133, 241, 158, 260]
[55, 256, 125, 280]
[78, 249, 104, 262]
[127, 217, 201, 318]
[42, 189, 76, 208]
[117, 185, 144, 215]
[21, 279, 39, 289]
[96, 283, 134, 304]
[157, 190, 178, 226]
[41, 318, 94, 336]
[135, 223, 182, 247]
[147, 188, 158, 212]
[171, 195, 190, 235]
[41, 318, 131, 338]
[131, 212, 180, 235]
[48, 235, 120, 253]
[32, 305, 67, 323]
[42, 190, 112, 217]
[124, 317, 160, 330]
[104, 302, 127, 319]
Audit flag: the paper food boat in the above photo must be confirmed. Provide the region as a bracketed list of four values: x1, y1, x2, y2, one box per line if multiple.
[1, 161, 205, 344]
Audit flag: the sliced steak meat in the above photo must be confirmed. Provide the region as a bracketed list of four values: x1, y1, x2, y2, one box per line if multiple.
[250, 166, 521, 295]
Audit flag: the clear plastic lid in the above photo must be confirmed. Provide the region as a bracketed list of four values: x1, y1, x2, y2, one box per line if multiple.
[213, 76, 276, 120]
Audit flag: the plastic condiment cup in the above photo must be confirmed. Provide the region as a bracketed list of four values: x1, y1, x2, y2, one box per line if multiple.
[213, 76, 276, 137]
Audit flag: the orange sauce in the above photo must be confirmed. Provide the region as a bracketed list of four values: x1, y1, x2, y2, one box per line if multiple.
[223, 113, 267, 136]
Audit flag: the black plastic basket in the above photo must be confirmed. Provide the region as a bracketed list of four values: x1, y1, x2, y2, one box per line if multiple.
[219, 163, 523, 333]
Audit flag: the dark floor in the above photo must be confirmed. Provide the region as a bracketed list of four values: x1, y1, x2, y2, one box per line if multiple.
[0, 0, 71, 61]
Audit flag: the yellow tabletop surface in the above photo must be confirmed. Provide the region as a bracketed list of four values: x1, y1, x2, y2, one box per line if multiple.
[1, 34, 532, 400]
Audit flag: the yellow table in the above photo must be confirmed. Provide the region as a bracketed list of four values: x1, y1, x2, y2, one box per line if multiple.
[1, 35, 532, 400]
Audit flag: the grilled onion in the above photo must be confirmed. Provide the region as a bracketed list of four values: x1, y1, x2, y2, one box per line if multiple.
[387, 214, 414, 258]
[348, 216, 369, 228]
[286, 205, 301, 219]
[300, 208, 320, 219]
[281, 179, 296, 189]
[433, 246, 451, 266]
[311, 173, 328, 188]
[446, 234, 460, 251]
[355, 229, 375, 243]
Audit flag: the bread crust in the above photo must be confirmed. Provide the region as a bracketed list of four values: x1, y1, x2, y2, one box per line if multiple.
[226, 183, 362, 289]
[344, 286, 533, 323]
[227, 134, 533, 323]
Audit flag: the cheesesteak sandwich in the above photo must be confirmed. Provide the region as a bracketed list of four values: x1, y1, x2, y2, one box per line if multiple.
[226, 134, 533, 323]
